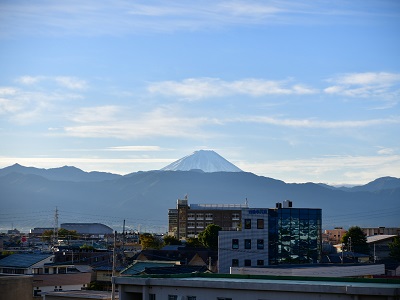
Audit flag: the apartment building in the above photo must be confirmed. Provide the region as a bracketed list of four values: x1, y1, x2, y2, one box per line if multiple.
[168, 196, 248, 239]
[324, 227, 347, 244]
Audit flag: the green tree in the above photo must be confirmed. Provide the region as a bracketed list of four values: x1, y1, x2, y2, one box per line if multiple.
[41, 228, 79, 242]
[140, 233, 163, 250]
[185, 237, 203, 248]
[198, 224, 221, 250]
[58, 228, 79, 240]
[388, 236, 400, 261]
[163, 235, 181, 246]
[341, 226, 369, 254]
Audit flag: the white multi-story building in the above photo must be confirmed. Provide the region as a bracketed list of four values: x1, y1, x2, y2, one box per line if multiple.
[218, 201, 322, 273]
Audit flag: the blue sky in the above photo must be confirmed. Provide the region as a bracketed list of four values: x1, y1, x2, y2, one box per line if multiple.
[1, 0, 399, 185]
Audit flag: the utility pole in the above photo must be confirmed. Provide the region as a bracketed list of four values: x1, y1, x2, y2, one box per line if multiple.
[122, 220, 125, 257]
[53, 207, 59, 252]
[111, 231, 116, 300]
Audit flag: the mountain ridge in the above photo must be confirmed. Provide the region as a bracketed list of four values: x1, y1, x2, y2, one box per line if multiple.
[1, 166, 399, 231]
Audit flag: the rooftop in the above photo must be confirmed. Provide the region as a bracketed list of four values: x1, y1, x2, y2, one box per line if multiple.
[367, 235, 397, 243]
[115, 273, 400, 296]
[190, 203, 248, 210]
[0, 253, 53, 268]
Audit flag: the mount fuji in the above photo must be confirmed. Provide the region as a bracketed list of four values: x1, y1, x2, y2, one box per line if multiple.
[160, 150, 243, 173]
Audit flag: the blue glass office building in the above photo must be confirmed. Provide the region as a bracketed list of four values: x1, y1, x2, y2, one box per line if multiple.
[268, 206, 322, 265]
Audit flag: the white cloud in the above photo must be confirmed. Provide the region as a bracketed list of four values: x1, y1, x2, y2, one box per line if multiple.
[324, 72, 400, 100]
[64, 106, 218, 139]
[241, 115, 400, 129]
[238, 154, 400, 185]
[55, 76, 87, 90]
[17, 76, 45, 85]
[332, 72, 400, 86]
[0, 81, 85, 124]
[148, 78, 317, 100]
[17, 76, 87, 90]
[0, 87, 18, 96]
[377, 147, 395, 155]
[106, 146, 162, 151]
[69, 106, 121, 123]
[1, 1, 378, 37]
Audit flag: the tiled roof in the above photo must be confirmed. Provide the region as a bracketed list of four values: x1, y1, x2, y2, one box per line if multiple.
[0, 253, 53, 268]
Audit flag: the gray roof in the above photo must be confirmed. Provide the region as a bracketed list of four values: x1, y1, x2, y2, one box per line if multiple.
[0, 253, 53, 268]
[367, 235, 397, 243]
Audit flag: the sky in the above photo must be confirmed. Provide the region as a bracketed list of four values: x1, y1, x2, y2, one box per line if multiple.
[0, 0, 400, 185]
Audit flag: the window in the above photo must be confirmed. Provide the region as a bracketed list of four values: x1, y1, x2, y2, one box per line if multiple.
[257, 260, 264, 266]
[232, 259, 239, 267]
[244, 219, 251, 229]
[205, 213, 213, 219]
[168, 296, 178, 300]
[232, 213, 240, 220]
[232, 239, 239, 249]
[217, 298, 232, 300]
[244, 259, 251, 266]
[187, 297, 197, 300]
[257, 239, 264, 250]
[257, 219, 264, 229]
[196, 213, 204, 219]
[149, 294, 156, 300]
[245, 239, 251, 249]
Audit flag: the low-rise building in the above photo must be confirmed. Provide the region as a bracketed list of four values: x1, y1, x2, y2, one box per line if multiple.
[114, 273, 400, 300]
[363, 227, 400, 237]
[60, 223, 113, 236]
[368, 235, 398, 261]
[0, 253, 92, 297]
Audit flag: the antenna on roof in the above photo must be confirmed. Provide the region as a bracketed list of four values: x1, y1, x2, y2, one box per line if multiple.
[245, 198, 249, 207]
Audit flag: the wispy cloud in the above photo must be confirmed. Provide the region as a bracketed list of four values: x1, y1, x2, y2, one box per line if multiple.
[239, 115, 400, 129]
[324, 72, 400, 102]
[238, 154, 400, 184]
[106, 146, 162, 151]
[17, 75, 87, 90]
[1, 78, 85, 124]
[148, 78, 317, 100]
[64, 106, 218, 139]
[0, 1, 388, 37]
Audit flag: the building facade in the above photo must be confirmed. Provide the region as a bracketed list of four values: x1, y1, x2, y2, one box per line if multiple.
[168, 196, 247, 239]
[362, 227, 400, 237]
[218, 201, 322, 273]
[323, 227, 347, 244]
[115, 273, 400, 300]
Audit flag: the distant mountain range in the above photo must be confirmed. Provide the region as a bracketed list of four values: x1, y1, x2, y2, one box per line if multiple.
[0, 150, 399, 231]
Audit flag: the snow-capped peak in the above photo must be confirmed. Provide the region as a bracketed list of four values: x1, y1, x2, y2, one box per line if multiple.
[160, 150, 243, 173]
